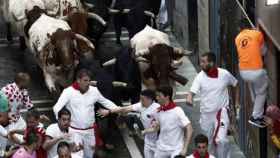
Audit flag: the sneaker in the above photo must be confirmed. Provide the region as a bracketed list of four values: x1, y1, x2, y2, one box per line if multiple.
[248, 117, 266, 128]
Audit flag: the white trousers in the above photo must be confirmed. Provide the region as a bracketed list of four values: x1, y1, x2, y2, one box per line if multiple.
[154, 148, 181, 158]
[158, 0, 168, 24]
[240, 69, 268, 118]
[200, 107, 230, 158]
[144, 145, 155, 158]
[70, 128, 95, 158]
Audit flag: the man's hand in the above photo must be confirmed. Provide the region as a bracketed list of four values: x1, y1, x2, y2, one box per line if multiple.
[186, 92, 193, 106]
[97, 109, 110, 118]
[40, 114, 51, 124]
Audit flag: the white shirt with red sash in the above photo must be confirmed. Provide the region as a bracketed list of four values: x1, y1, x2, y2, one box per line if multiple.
[53, 85, 118, 129]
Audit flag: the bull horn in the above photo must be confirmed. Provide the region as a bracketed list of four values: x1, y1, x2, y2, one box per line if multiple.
[102, 58, 116, 66]
[135, 49, 150, 57]
[136, 57, 150, 63]
[108, 8, 121, 14]
[90, 81, 98, 86]
[83, 2, 94, 9]
[112, 81, 127, 87]
[169, 72, 188, 85]
[60, 16, 69, 21]
[171, 58, 184, 68]
[123, 9, 131, 13]
[74, 33, 95, 50]
[173, 47, 193, 56]
[144, 11, 155, 18]
[88, 13, 107, 26]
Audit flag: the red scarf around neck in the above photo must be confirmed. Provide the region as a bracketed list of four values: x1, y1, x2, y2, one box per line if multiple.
[193, 150, 210, 158]
[72, 82, 80, 90]
[158, 101, 177, 112]
[206, 67, 218, 78]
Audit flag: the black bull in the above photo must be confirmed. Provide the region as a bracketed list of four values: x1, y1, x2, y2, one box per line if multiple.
[111, 0, 161, 44]
[76, 46, 142, 105]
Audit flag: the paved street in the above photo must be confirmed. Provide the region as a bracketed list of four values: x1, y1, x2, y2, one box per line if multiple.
[0, 14, 246, 157]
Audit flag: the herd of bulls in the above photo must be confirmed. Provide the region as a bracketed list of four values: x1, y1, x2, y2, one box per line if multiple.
[0, 0, 191, 103]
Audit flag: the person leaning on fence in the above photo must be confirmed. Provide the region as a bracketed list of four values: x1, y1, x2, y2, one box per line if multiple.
[186, 52, 238, 158]
[235, 20, 268, 128]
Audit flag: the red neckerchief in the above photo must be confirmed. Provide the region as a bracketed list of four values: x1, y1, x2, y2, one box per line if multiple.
[193, 150, 210, 158]
[158, 101, 177, 112]
[206, 67, 218, 78]
[72, 82, 80, 90]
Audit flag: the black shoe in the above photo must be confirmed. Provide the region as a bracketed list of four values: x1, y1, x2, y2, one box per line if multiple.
[248, 117, 266, 128]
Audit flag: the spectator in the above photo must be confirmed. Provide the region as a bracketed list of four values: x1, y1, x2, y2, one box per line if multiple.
[11, 129, 39, 158]
[55, 141, 82, 158]
[1, 72, 33, 131]
[186, 52, 238, 158]
[186, 134, 215, 158]
[235, 21, 268, 128]
[43, 108, 82, 158]
[98, 89, 160, 158]
[53, 68, 121, 158]
[0, 91, 9, 137]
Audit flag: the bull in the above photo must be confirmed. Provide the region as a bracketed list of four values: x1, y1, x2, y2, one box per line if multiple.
[104, 25, 191, 89]
[108, 0, 158, 45]
[25, 6, 94, 93]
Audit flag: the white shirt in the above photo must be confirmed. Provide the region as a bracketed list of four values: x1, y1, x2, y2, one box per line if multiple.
[186, 154, 215, 158]
[156, 106, 191, 151]
[131, 102, 160, 149]
[190, 68, 238, 113]
[53, 152, 83, 158]
[45, 123, 78, 158]
[53, 86, 118, 129]
[0, 126, 7, 137]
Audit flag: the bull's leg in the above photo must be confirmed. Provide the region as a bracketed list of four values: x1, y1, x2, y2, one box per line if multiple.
[43, 70, 56, 93]
[113, 16, 122, 45]
[6, 22, 13, 43]
[19, 36, 27, 50]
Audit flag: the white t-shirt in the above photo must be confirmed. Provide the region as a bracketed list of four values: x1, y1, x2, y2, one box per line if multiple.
[190, 68, 238, 113]
[186, 154, 215, 158]
[131, 102, 160, 149]
[53, 152, 83, 158]
[156, 106, 191, 151]
[53, 86, 118, 129]
[45, 123, 78, 158]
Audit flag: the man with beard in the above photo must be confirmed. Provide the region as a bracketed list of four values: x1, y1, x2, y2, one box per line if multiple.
[186, 52, 238, 158]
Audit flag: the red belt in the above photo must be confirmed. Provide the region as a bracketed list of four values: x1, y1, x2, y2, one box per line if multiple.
[70, 123, 104, 147]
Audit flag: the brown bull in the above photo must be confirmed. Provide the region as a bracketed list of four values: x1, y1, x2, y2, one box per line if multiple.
[25, 6, 95, 94]
[138, 44, 189, 88]
[62, 11, 106, 59]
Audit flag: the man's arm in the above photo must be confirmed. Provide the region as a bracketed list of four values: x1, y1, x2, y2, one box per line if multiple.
[53, 89, 70, 119]
[96, 88, 121, 110]
[186, 92, 195, 105]
[97, 102, 142, 117]
[42, 136, 63, 150]
[180, 124, 193, 156]
[142, 121, 160, 135]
